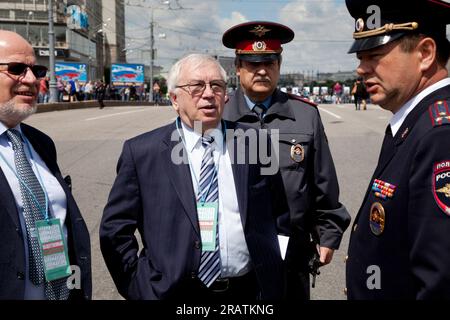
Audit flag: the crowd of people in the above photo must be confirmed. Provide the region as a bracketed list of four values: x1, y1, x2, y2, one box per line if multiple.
[37, 79, 156, 103]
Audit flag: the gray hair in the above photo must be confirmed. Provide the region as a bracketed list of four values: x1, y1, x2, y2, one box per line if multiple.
[167, 53, 227, 94]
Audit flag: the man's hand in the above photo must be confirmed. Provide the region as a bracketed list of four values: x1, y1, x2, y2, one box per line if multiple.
[319, 246, 335, 265]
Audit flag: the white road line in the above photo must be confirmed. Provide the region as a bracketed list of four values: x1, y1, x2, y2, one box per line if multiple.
[318, 107, 342, 119]
[85, 108, 146, 121]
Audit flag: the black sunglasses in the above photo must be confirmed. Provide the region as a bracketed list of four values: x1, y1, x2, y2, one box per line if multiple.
[0, 62, 48, 78]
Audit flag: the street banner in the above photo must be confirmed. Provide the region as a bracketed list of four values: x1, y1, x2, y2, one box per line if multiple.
[111, 63, 144, 86]
[55, 62, 87, 83]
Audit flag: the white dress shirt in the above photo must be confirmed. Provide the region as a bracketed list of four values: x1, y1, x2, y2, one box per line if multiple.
[0, 122, 68, 299]
[180, 120, 251, 278]
[390, 78, 450, 136]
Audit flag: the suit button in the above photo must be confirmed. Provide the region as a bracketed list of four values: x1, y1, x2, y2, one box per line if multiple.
[15, 227, 20, 233]
[191, 272, 197, 279]
[353, 224, 358, 232]
[344, 255, 348, 263]
[344, 287, 348, 295]
[17, 271, 25, 280]
[194, 241, 200, 249]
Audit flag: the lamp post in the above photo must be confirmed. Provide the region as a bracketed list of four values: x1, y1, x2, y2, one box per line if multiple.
[26, 11, 33, 41]
[48, 0, 57, 103]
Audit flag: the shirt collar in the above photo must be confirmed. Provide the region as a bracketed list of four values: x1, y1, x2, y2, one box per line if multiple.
[244, 94, 272, 111]
[0, 121, 22, 138]
[390, 77, 450, 136]
[180, 120, 223, 153]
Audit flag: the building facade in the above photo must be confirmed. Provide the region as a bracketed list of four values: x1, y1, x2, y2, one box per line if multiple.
[0, 0, 124, 82]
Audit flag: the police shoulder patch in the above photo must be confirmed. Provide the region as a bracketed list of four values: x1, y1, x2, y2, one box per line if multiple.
[432, 161, 450, 216]
[428, 100, 450, 127]
[287, 93, 318, 108]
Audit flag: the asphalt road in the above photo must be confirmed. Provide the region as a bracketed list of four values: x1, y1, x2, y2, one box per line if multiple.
[24, 103, 391, 300]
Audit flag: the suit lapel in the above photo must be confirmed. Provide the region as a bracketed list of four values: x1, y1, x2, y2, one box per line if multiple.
[161, 124, 199, 235]
[0, 167, 20, 228]
[227, 121, 249, 229]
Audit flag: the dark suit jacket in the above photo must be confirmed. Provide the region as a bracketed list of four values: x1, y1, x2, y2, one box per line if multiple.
[0, 123, 92, 300]
[346, 85, 450, 299]
[100, 120, 287, 300]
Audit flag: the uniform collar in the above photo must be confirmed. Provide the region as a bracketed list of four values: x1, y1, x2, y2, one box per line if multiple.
[390, 77, 450, 137]
[244, 94, 272, 111]
[227, 87, 295, 121]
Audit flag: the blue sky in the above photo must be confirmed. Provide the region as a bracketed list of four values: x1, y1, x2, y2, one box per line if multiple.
[124, 0, 358, 75]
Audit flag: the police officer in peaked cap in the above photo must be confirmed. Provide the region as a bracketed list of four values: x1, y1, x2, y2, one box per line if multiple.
[222, 21, 351, 300]
[345, 0, 450, 299]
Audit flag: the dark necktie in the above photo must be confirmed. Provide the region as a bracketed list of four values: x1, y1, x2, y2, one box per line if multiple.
[6, 129, 70, 300]
[197, 135, 221, 287]
[253, 103, 266, 122]
[376, 125, 395, 171]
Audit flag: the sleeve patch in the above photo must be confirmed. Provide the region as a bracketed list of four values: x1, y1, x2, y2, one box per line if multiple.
[428, 100, 450, 127]
[433, 161, 450, 216]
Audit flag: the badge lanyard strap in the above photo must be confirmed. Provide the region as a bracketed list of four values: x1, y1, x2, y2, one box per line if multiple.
[175, 117, 226, 206]
[0, 136, 50, 221]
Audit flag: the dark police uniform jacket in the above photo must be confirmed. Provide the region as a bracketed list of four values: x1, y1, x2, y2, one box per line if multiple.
[346, 84, 450, 299]
[0, 124, 92, 300]
[223, 88, 350, 295]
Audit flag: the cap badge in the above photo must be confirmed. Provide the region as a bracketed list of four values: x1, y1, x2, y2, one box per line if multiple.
[290, 144, 304, 163]
[369, 202, 385, 236]
[355, 18, 365, 32]
[250, 25, 271, 37]
[252, 41, 267, 51]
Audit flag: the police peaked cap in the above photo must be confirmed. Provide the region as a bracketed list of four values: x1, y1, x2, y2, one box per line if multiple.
[222, 21, 294, 62]
[346, 0, 450, 53]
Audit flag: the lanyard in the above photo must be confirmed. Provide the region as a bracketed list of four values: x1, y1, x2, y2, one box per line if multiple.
[175, 117, 226, 205]
[0, 133, 50, 220]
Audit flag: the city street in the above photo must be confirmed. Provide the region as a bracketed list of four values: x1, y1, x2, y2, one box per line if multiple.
[24, 103, 391, 300]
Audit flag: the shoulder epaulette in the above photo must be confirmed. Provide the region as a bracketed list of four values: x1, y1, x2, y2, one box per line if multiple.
[287, 93, 318, 108]
[428, 100, 450, 127]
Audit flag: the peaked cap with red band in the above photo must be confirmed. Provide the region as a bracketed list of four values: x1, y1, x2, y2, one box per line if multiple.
[222, 21, 294, 62]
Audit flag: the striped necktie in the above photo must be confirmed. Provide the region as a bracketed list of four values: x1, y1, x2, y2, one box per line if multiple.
[197, 135, 221, 287]
[6, 129, 70, 300]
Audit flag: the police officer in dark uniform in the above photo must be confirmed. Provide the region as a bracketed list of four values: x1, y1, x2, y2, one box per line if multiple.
[345, 0, 450, 299]
[222, 21, 351, 300]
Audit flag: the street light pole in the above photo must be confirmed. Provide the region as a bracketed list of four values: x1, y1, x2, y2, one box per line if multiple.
[149, 8, 154, 103]
[48, 0, 57, 103]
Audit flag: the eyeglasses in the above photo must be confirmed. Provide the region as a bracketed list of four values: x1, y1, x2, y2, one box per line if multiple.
[176, 80, 227, 96]
[0, 62, 48, 78]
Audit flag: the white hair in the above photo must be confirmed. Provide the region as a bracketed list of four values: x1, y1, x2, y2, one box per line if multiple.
[167, 53, 227, 94]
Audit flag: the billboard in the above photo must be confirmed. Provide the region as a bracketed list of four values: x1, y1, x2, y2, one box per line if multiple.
[111, 63, 144, 86]
[55, 63, 87, 83]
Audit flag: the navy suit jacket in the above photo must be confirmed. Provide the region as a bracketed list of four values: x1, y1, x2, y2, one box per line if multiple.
[100, 120, 287, 300]
[0, 123, 92, 300]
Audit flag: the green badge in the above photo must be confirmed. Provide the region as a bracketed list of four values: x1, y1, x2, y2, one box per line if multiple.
[36, 218, 71, 282]
[197, 202, 219, 252]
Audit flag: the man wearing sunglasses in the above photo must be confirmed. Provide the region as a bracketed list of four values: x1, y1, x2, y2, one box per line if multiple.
[100, 53, 289, 300]
[0, 30, 91, 300]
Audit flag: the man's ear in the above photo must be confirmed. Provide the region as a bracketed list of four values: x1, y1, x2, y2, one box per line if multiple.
[225, 94, 229, 103]
[170, 92, 179, 111]
[417, 37, 437, 72]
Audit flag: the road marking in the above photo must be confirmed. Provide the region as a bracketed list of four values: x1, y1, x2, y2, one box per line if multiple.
[318, 107, 342, 119]
[85, 108, 146, 121]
